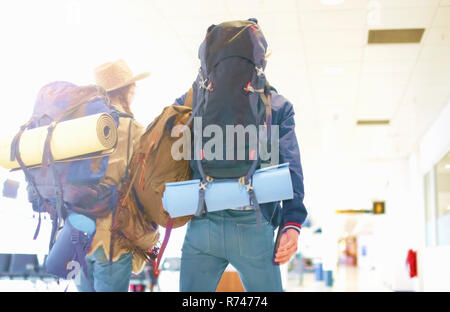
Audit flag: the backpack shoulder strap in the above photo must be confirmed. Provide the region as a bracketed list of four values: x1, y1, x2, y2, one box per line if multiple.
[260, 80, 272, 135]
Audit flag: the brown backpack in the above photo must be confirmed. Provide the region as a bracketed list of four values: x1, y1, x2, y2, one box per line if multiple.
[110, 90, 194, 269]
[131, 90, 194, 229]
[125, 90, 194, 274]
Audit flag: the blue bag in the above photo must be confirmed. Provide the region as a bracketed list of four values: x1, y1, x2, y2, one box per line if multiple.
[45, 213, 96, 280]
[162, 163, 293, 217]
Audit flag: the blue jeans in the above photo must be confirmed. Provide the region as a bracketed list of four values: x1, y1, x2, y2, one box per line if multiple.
[180, 210, 282, 292]
[76, 247, 132, 292]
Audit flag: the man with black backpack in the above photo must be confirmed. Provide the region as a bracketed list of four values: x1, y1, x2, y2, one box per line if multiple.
[173, 19, 307, 292]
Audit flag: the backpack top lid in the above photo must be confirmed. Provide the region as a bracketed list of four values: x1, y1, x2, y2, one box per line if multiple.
[32, 81, 78, 122]
[198, 19, 268, 76]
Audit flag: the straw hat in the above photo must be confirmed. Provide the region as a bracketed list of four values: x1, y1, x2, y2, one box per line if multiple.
[94, 59, 150, 92]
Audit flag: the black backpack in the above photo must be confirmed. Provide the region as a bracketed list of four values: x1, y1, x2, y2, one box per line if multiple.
[190, 19, 272, 219]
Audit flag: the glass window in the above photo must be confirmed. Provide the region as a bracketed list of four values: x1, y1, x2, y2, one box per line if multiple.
[435, 151, 450, 246]
[424, 171, 435, 247]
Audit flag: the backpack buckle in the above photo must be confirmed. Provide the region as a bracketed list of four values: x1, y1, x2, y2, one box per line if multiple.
[199, 181, 207, 191]
[244, 82, 263, 93]
[255, 66, 265, 77]
[199, 79, 213, 92]
[238, 177, 253, 192]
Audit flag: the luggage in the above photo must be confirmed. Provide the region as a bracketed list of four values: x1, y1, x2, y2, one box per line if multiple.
[130, 93, 194, 275]
[9, 82, 123, 282]
[191, 19, 270, 180]
[45, 213, 96, 280]
[10, 82, 121, 244]
[189, 19, 273, 221]
[110, 168, 160, 264]
[132, 99, 194, 229]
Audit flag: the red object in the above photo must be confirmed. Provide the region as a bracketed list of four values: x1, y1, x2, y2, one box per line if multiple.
[249, 149, 256, 160]
[244, 82, 252, 93]
[153, 217, 175, 279]
[284, 222, 302, 229]
[406, 249, 418, 278]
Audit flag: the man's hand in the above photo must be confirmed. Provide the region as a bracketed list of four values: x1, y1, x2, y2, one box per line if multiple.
[274, 229, 299, 265]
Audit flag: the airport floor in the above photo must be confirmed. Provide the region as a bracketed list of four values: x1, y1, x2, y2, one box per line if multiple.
[0, 265, 392, 292]
[286, 266, 392, 292]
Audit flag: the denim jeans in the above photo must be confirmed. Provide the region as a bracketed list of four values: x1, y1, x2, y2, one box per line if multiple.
[75, 247, 132, 292]
[180, 209, 282, 292]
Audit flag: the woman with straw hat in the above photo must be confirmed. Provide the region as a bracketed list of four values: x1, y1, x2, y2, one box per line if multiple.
[76, 59, 152, 292]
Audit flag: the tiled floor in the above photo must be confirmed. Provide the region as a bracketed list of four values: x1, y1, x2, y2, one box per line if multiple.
[286, 266, 392, 292]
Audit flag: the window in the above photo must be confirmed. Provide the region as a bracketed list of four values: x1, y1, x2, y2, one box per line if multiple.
[424, 171, 435, 247]
[435, 152, 450, 246]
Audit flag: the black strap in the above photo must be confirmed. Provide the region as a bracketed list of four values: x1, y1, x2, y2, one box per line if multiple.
[33, 211, 42, 240]
[49, 216, 58, 250]
[42, 124, 65, 249]
[10, 118, 49, 241]
[260, 80, 273, 139]
[244, 79, 271, 230]
[72, 230, 96, 292]
[193, 84, 210, 216]
[244, 76, 271, 182]
[248, 187, 263, 231]
[195, 186, 206, 216]
[10, 118, 33, 162]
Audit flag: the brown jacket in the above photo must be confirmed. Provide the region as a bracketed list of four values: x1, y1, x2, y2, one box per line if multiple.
[87, 104, 146, 273]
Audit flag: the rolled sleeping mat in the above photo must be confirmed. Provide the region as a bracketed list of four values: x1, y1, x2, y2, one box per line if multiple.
[162, 163, 294, 217]
[162, 179, 201, 218]
[0, 113, 117, 169]
[251, 162, 294, 204]
[45, 213, 96, 279]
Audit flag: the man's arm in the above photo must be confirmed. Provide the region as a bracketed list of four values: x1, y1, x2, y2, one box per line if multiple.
[278, 100, 308, 230]
[274, 98, 308, 264]
[174, 92, 188, 106]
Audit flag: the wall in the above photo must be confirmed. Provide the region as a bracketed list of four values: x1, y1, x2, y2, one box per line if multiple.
[414, 100, 450, 291]
[353, 99, 450, 291]
[369, 158, 421, 291]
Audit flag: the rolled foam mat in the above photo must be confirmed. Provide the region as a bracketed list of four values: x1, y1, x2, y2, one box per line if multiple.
[0, 113, 117, 169]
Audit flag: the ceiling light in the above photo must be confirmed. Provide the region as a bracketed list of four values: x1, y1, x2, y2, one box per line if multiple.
[445, 164, 450, 170]
[320, 0, 345, 5]
[368, 29, 425, 44]
[356, 120, 390, 126]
